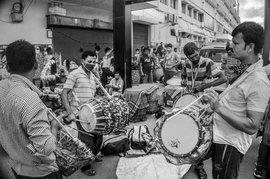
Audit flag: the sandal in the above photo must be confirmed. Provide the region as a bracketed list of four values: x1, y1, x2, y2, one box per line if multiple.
[82, 167, 96, 176]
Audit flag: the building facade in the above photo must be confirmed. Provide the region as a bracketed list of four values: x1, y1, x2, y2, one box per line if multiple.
[0, 0, 240, 59]
[132, 0, 240, 54]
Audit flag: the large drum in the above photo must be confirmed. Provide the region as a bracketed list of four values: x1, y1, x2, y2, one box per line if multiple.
[154, 105, 213, 165]
[54, 129, 95, 176]
[79, 96, 130, 135]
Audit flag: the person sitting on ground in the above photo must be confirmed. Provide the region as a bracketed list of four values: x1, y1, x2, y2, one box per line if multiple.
[106, 71, 124, 96]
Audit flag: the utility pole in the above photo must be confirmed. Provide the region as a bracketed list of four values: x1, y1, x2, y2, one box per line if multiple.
[263, 0, 270, 66]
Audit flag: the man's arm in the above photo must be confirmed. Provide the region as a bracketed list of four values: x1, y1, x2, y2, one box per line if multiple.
[215, 106, 264, 135]
[23, 103, 57, 156]
[61, 72, 77, 121]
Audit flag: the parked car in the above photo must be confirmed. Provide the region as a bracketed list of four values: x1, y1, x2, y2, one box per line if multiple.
[199, 42, 228, 69]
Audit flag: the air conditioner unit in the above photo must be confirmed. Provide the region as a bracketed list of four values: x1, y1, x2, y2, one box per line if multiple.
[165, 14, 170, 22]
[172, 14, 177, 23]
[169, 14, 174, 22]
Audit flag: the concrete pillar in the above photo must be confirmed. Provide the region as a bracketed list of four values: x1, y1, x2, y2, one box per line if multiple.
[113, 0, 132, 88]
[263, 0, 270, 66]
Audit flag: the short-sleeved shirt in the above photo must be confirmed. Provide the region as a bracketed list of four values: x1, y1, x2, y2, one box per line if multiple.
[213, 60, 270, 154]
[164, 52, 180, 72]
[63, 66, 96, 113]
[140, 55, 154, 73]
[109, 77, 124, 94]
[181, 56, 221, 88]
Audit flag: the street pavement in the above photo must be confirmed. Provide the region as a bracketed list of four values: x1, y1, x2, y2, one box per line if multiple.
[0, 114, 262, 179]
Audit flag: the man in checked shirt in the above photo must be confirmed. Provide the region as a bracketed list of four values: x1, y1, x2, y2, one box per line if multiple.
[0, 40, 63, 179]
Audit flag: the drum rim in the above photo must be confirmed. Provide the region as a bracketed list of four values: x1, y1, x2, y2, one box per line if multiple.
[79, 103, 98, 133]
[172, 93, 197, 109]
[157, 111, 202, 158]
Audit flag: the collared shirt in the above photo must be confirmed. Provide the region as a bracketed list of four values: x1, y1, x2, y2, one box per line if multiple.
[182, 56, 221, 88]
[63, 66, 97, 114]
[213, 60, 270, 154]
[109, 77, 124, 94]
[0, 74, 58, 177]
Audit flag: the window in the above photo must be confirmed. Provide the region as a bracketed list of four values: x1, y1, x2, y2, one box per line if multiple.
[188, 6, 192, 17]
[193, 35, 197, 40]
[181, 3, 186, 14]
[193, 10, 197, 20]
[198, 13, 204, 22]
[170, 29, 176, 36]
[160, 0, 168, 5]
[198, 36, 202, 41]
[170, 0, 177, 9]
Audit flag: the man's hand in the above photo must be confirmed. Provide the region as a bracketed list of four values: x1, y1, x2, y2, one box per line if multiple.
[64, 113, 76, 124]
[203, 88, 220, 111]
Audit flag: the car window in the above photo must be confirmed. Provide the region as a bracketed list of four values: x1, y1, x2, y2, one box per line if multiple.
[199, 49, 227, 63]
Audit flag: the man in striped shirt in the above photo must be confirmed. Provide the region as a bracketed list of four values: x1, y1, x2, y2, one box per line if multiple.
[182, 42, 226, 93]
[0, 40, 63, 178]
[61, 50, 103, 176]
[181, 42, 226, 179]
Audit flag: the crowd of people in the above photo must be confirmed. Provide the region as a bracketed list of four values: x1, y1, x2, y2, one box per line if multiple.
[0, 21, 270, 179]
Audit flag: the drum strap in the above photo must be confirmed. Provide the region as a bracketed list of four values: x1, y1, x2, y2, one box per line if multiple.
[191, 60, 202, 89]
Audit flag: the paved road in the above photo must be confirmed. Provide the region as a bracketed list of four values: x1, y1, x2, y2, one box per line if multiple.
[0, 115, 263, 179]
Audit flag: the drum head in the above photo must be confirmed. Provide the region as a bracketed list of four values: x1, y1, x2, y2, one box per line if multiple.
[160, 113, 199, 157]
[173, 94, 197, 110]
[79, 104, 96, 133]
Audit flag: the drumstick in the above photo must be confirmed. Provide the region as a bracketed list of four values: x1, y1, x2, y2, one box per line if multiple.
[48, 110, 74, 138]
[168, 95, 204, 121]
[65, 125, 94, 137]
[92, 71, 112, 98]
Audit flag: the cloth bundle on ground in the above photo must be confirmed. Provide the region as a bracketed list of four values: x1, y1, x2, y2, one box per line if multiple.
[116, 154, 191, 179]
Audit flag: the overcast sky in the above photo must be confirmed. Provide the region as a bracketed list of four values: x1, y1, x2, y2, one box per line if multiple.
[238, 0, 265, 26]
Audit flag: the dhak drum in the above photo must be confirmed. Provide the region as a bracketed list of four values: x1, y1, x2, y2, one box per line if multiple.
[154, 105, 213, 165]
[54, 129, 95, 176]
[79, 96, 130, 135]
[79, 97, 113, 135]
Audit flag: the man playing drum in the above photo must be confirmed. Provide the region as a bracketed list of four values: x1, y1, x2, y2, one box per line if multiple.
[61, 51, 103, 176]
[181, 42, 227, 179]
[204, 22, 270, 179]
[0, 40, 63, 179]
[182, 42, 227, 94]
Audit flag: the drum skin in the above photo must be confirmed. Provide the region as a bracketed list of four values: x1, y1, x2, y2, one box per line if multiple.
[79, 97, 113, 135]
[154, 105, 213, 165]
[173, 93, 198, 110]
